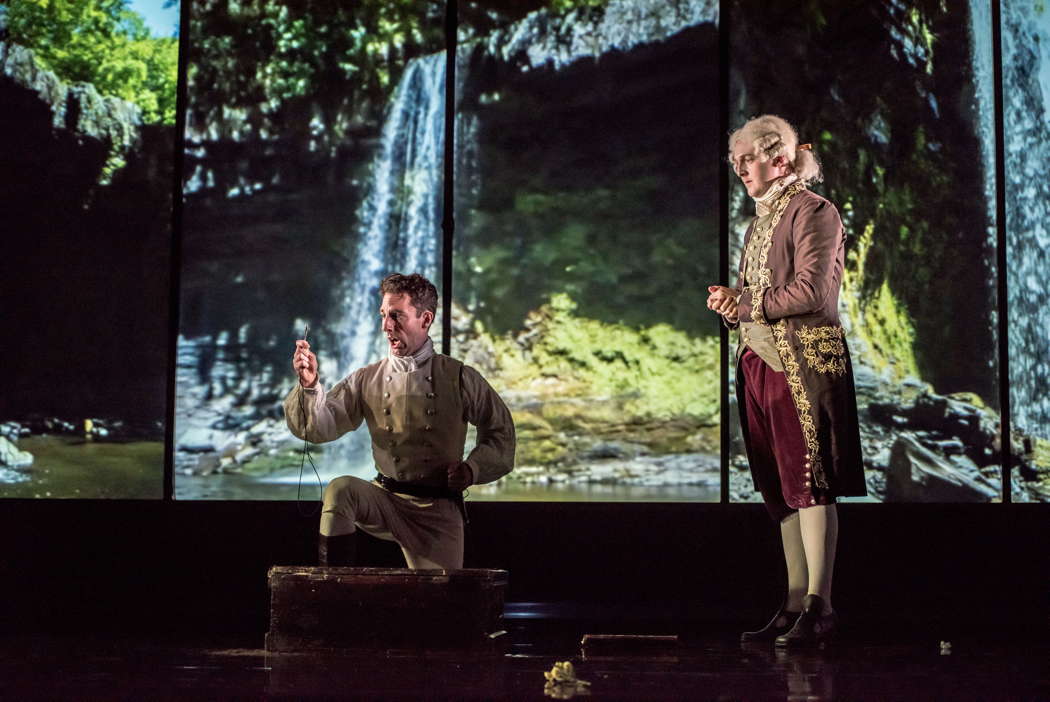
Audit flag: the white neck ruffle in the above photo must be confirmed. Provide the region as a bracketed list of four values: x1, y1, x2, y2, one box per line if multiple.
[753, 174, 799, 216]
[388, 337, 435, 373]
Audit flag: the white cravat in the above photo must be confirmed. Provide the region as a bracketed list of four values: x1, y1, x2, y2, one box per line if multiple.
[387, 337, 435, 373]
[754, 174, 799, 216]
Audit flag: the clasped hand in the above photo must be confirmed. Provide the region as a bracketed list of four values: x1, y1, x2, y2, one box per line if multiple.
[706, 285, 740, 323]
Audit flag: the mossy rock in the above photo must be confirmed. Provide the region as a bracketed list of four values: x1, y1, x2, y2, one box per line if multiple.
[511, 411, 555, 435]
[469, 293, 720, 425]
[1033, 437, 1050, 471]
[685, 426, 721, 453]
[516, 438, 570, 466]
[947, 391, 986, 409]
[240, 445, 317, 476]
[641, 417, 710, 453]
[539, 399, 624, 433]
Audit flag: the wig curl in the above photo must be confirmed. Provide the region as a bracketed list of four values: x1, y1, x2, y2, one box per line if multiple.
[728, 114, 822, 185]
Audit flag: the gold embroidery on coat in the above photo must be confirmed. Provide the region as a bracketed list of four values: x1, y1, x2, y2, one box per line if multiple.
[751, 285, 766, 325]
[796, 325, 848, 376]
[758, 182, 829, 490]
[746, 182, 806, 326]
[772, 319, 829, 489]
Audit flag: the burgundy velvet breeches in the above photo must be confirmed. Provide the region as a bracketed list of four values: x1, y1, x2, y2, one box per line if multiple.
[740, 349, 833, 522]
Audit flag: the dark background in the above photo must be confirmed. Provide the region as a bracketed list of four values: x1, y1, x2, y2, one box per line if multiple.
[0, 501, 1044, 640]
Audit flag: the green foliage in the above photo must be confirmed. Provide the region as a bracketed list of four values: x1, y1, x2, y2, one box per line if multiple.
[864, 280, 919, 378]
[98, 153, 127, 186]
[1034, 437, 1050, 471]
[462, 179, 717, 337]
[457, 0, 610, 38]
[844, 120, 985, 390]
[478, 293, 721, 422]
[905, 6, 936, 74]
[6, 0, 179, 124]
[842, 221, 919, 380]
[186, 0, 445, 143]
[239, 446, 315, 476]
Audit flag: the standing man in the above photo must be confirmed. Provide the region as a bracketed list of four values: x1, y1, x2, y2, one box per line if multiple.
[707, 115, 865, 647]
[286, 273, 515, 570]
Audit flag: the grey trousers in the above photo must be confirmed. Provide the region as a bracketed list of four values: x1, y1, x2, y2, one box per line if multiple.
[319, 475, 464, 569]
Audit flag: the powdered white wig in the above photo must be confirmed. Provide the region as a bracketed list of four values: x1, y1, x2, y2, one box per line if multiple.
[728, 114, 822, 185]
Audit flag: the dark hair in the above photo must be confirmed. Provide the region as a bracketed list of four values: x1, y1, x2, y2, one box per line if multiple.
[380, 273, 438, 317]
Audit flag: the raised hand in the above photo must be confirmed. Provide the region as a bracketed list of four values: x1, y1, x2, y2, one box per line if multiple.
[292, 339, 318, 388]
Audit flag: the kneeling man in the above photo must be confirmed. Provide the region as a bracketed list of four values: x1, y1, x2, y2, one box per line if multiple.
[285, 273, 515, 569]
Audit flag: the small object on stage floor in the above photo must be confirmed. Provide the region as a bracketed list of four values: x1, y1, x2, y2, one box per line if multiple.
[543, 661, 591, 699]
[266, 566, 508, 654]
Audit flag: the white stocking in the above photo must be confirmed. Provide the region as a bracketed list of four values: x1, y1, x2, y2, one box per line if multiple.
[780, 512, 808, 611]
[798, 503, 838, 613]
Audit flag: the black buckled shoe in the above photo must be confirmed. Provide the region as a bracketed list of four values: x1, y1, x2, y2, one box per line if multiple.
[741, 603, 802, 643]
[775, 594, 837, 648]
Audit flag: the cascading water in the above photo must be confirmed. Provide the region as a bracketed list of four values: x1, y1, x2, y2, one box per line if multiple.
[323, 51, 448, 479]
[1002, 3, 1050, 440]
[339, 52, 447, 373]
[967, 0, 1000, 372]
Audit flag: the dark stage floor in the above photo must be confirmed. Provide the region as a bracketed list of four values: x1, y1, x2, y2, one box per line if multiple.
[3, 609, 1047, 701]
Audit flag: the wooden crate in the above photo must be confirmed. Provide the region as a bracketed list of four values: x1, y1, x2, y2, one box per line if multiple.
[266, 566, 509, 653]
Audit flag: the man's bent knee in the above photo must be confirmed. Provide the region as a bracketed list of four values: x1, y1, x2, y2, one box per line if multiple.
[322, 475, 365, 506]
[320, 476, 369, 537]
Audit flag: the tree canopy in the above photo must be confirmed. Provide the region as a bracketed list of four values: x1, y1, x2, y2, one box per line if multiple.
[185, 0, 446, 145]
[5, 0, 179, 124]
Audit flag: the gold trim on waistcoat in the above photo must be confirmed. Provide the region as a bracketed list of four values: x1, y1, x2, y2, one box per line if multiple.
[742, 181, 806, 326]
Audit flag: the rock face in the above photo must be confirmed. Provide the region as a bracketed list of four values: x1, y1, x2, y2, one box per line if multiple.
[0, 42, 141, 148]
[174, 331, 301, 476]
[886, 435, 997, 502]
[482, 0, 718, 70]
[1, 40, 173, 427]
[862, 384, 1047, 502]
[507, 452, 721, 489]
[0, 436, 33, 470]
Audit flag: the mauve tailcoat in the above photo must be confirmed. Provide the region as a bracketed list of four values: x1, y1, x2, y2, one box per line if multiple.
[732, 182, 866, 499]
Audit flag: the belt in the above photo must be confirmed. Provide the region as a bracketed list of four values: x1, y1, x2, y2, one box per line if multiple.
[374, 473, 469, 524]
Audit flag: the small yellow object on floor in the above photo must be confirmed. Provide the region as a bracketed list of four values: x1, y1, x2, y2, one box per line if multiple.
[543, 661, 591, 699]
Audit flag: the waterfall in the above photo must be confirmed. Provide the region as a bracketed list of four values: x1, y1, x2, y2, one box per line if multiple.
[338, 51, 447, 376]
[321, 51, 448, 478]
[967, 0, 999, 370]
[1002, 2, 1050, 439]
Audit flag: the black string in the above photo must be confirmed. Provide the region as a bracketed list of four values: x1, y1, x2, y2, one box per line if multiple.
[296, 383, 324, 516]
